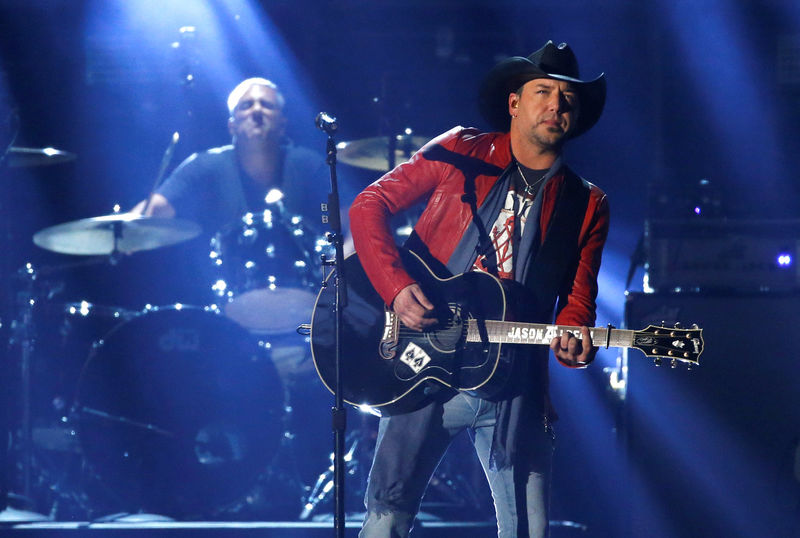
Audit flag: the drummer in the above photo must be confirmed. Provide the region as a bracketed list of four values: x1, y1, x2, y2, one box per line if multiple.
[133, 77, 328, 232]
[132, 78, 334, 382]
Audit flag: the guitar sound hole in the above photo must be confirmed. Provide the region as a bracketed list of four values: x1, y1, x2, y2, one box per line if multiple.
[427, 304, 464, 352]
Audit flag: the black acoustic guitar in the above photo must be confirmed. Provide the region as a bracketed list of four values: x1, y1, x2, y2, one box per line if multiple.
[310, 249, 704, 414]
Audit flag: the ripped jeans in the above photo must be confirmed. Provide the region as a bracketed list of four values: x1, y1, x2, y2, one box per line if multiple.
[359, 392, 553, 538]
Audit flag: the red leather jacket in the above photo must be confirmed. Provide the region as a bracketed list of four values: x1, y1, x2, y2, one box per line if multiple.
[350, 126, 609, 332]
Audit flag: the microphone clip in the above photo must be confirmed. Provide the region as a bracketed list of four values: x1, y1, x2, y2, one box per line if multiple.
[315, 112, 338, 136]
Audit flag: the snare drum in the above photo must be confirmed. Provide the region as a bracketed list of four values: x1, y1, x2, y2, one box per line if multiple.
[210, 208, 321, 335]
[74, 305, 284, 516]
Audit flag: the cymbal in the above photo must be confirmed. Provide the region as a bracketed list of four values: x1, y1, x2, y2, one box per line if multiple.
[33, 212, 201, 256]
[337, 134, 429, 171]
[5, 146, 76, 167]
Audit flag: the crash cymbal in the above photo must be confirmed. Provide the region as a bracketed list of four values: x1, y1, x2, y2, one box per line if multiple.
[5, 146, 76, 167]
[337, 134, 429, 171]
[33, 212, 201, 256]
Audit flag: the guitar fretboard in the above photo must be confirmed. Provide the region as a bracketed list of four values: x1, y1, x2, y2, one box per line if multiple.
[465, 320, 634, 349]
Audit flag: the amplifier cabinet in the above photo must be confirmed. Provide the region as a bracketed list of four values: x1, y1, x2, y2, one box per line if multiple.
[645, 219, 800, 292]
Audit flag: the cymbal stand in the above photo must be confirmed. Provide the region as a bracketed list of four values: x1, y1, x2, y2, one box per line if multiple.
[6, 259, 98, 516]
[8, 264, 39, 507]
[110, 220, 123, 265]
[1, 108, 19, 512]
[315, 112, 347, 538]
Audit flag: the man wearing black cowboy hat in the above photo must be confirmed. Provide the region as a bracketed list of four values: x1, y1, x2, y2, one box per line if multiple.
[350, 41, 609, 537]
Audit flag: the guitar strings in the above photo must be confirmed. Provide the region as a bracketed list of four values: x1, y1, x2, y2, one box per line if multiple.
[395, 322, 592, 339]
[394, 319, 495, 338]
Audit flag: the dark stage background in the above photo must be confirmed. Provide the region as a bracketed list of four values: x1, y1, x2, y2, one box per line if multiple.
[2, 0, 800, 536]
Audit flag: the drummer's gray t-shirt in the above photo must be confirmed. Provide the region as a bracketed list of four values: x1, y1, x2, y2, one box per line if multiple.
[157, 143, 329, 234]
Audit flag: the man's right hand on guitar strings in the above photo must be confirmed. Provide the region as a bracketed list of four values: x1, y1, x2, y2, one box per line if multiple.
[391, 283, 438, 331]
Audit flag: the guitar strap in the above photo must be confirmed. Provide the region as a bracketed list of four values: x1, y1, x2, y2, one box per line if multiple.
[522, 167, 591, 320]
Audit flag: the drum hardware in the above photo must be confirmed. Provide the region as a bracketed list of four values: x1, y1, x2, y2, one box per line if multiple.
[31, 424, 80, 454]
[5, 262, 139, 517]
[76, 406, 176, 439]
[0, 505, 49, 523]
[1, 122, 76, 519]
[419, 456, 488, 517]
[219, 414, 309, 519]
[6, 263, 77, 510]
[32, 212, 201, 257]
[336, 132, 429, 171]
[5, 146, 76, 168]
[299, 431, 364, 521]
[207, 367, 332, 521]
[298, 424, 488, 522]
[8, 265, 38, 510]
[20, 417, 92, 520]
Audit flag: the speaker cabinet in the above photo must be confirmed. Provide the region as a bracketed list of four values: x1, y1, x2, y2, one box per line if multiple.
[625, 292, 800, 538]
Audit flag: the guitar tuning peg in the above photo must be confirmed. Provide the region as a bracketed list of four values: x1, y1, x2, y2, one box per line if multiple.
[673, 321, 682, 328]
[653, 357, 662, 367]
[670, 359, 677, 368]
[692, 323, 699, 329]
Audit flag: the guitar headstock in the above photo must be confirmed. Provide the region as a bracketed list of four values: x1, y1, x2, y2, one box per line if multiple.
[631, 323, 704, 366]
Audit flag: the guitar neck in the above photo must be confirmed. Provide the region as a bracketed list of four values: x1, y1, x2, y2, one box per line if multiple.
[466, 320, 634, 349]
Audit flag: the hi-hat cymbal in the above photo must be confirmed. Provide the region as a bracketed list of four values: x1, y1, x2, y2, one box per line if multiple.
[33, 212, 201, 256]
[6, 146, 76, 167]
[337, 134, 429, 171]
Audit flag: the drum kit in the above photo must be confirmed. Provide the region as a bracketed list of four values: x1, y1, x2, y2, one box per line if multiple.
[1, 134, 434, 521]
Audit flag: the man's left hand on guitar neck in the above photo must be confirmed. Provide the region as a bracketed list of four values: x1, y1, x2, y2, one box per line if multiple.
[550, 326, 597, 368]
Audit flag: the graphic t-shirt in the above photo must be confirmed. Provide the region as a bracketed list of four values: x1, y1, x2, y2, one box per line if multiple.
[473, 164, 548, 279]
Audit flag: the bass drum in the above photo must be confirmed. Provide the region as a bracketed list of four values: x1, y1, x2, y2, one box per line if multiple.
[74, 306, 284, 517]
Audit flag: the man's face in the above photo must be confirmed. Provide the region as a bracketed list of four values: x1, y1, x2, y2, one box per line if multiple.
[228, 84, 286, 144]
[509, 78, 580, 151]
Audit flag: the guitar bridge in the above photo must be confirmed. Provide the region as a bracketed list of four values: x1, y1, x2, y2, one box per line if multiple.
[379, 310, 399, 360]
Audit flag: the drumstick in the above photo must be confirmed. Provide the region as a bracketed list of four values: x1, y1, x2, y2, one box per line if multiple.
[141, 131, 179, 216]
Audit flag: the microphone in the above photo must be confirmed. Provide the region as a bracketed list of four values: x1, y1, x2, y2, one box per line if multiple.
[315, 112, 338, 135]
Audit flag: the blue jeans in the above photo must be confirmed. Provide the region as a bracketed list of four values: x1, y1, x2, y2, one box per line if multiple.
[360, 392, 553, 538]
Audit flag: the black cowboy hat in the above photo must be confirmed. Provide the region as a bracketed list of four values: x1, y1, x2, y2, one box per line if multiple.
[478, 41, 606, 138]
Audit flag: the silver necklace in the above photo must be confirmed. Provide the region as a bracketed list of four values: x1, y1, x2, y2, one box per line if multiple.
[515, 163, 547, 196]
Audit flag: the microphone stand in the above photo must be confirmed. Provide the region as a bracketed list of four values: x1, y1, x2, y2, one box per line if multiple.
[316, 112, 348, 537]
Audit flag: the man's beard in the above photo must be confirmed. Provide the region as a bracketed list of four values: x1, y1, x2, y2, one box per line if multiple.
[530, 126, 566, 153]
